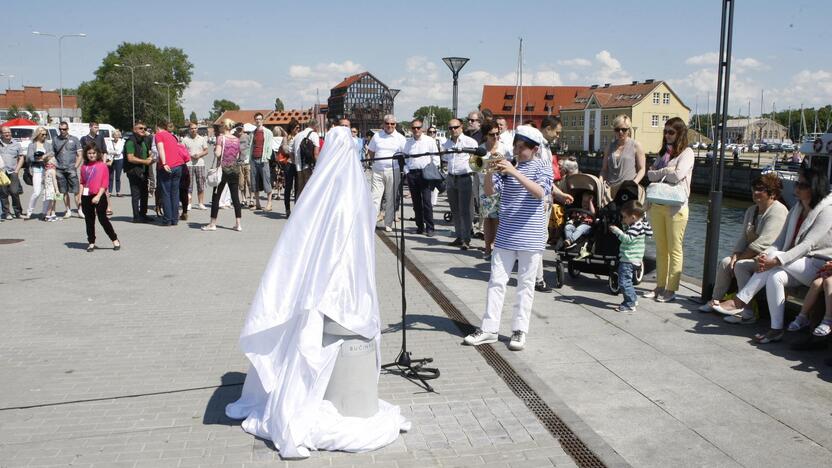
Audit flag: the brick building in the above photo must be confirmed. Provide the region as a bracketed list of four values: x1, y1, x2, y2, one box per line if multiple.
[0, 86, 81, 123]
[479, 85, 590, 129]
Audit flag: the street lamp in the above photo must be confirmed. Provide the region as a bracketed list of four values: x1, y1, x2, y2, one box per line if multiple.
[32, 31, 86, 122]
[154, 81, 186, 123]
[388, 88, 400, 116]
[0, 74, 14, 91]
[442, 57, 469, 119]
[114, 63, 151, 127]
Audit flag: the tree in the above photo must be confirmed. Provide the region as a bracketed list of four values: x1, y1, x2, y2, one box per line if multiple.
[25, 103, 38, 121]
[209, 99, 240, 121]
[6, 104, 19, 119]
[189, 111, 197, 123]
[77, 42, 194, 130]
[413, 106, 453, 129]
[274, 98, 285, 112]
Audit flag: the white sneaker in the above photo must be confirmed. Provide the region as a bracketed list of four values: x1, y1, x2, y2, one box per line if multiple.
[63, 210, 72, 219]
[198, 204, 207, 210]
[463, 329, 498, 346]
[186, 203, 192, 210]
[76, 209, 84, 218]
[508, 331, 526, 351]
[384, 226, 393, 232]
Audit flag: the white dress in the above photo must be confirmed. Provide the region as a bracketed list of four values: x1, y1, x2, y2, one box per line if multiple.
[225, 127, 409, 458]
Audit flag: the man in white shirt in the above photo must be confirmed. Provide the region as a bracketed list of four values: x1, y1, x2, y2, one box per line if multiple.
[403, 119, 440, 236]
[291, 120, 321, 198]
[368, 114, 406, 232]
[495, 117, 514, 160]
[442, 118, 479, 250]
[182, 122, 209, 210]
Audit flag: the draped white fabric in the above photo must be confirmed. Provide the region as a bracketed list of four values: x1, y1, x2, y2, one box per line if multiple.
[225, 126, 409, 458]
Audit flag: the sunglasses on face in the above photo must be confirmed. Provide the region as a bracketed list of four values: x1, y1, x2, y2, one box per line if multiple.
[468, 119, 480, 122]
[487, 132, 499, 137]
[664, 129, 676, 135]
[448, 125, 461, 130]
[59, 127, 68, 131]
[384, 122, 397, 126]
[614, 127, 629, 133]
[411, 126, 422, 130]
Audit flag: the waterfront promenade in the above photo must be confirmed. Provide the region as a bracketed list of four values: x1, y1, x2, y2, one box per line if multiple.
[1, 188, 831, 467]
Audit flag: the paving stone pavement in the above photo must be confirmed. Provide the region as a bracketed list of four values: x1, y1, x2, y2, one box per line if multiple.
[0, 185, 579, 467]
[396, 198, 832, 468]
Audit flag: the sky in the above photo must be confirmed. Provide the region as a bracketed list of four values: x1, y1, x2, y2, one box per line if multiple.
[3, 0, 831, 122]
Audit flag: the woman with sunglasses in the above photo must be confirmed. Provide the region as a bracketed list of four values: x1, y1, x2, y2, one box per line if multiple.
[479, 120, 512, 260]
[600, 115, 645, 197]
[699, 173, 788, 314]
[24, 126, 53, 219]
[715, 167, 832, 343]
[645, 117, 694, 303]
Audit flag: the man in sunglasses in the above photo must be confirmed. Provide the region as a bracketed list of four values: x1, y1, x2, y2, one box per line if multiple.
[368, 115, 406, 232]
[123, 122, 155, 222]
[403, 119, 439, 236]
[443, 118, 479, 250]
[52, 122, 83, 218]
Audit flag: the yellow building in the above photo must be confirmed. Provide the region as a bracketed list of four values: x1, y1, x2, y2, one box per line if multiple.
[559, 80, 690, 153]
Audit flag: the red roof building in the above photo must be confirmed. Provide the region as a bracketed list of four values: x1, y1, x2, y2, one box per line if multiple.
[480, 85, 591, 129]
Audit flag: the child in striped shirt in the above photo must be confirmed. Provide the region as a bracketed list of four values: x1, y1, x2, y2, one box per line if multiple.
[463, 126, 553, 351]
[609, 201, 653, 312]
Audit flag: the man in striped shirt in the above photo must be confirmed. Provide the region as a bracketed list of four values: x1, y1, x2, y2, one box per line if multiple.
[609, 201, 653, 312]
[463, 126, 553, 351]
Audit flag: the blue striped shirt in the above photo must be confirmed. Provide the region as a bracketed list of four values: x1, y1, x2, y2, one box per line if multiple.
[493, 158, 553, 251]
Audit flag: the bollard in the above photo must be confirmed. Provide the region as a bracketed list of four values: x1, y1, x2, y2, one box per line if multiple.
[321, 316, 379, 418]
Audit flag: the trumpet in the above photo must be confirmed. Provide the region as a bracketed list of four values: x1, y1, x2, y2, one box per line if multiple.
[469, 154, 505, 173]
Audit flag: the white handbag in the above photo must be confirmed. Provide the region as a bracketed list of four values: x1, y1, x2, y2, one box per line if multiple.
[207, 136, 223, 187]
[646, 176, 687, 206]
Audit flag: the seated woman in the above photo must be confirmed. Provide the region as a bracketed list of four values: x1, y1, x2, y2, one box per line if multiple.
[715, 167, 832, 343]
[699, 173, 788, 312]
[787, 260, 832, 337]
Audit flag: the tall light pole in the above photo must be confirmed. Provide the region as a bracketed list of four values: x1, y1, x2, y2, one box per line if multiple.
[442, 57, 469, 119]
[154, 81, 186, 123]
[0, 74, 14, 91]
[114, 63, 151, 127]
[32, 31, 86, 122]
[388, 88, 400, 117]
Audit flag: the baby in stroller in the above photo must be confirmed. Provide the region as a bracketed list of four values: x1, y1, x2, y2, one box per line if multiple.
[564, 191, 596, 249]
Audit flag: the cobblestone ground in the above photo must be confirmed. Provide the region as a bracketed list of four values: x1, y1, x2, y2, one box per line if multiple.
[0, 189, 576, 468]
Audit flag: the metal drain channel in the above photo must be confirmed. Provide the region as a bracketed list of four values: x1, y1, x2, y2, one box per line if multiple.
[377, 232, 607, 468]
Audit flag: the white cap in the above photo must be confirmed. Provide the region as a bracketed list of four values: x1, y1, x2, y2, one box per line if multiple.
[514, 125, 544, 147]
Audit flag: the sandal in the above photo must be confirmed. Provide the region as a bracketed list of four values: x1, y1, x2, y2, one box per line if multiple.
[753, 329, 784, 344]
[812, 320, 832, 337]
[201, 225, 217, 231]
[787, 315, 810, 332]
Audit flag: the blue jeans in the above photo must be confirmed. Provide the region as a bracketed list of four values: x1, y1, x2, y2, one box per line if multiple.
[618, 262, 637, 308]
[109, 158, 123, 194]
[565, 222, 592, 242]
[158, 165, 182, 225]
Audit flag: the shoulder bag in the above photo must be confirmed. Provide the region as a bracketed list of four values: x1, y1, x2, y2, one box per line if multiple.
[646, 176, 687, 206]
[207, 136, 223, 187]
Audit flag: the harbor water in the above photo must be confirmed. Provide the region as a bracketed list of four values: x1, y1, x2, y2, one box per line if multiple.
[653, 193, 749, 281]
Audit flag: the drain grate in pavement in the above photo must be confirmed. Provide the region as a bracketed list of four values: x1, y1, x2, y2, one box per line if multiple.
[0, 238, 24, 245]
[378, 232, 608, 468]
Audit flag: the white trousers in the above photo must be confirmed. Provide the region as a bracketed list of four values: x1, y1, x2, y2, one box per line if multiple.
[371, 168, 399, 228]
[27, 171, 44, 215]
[736, 252, 825, 329]
[536, 199, 552, 283]
[712, 256, 756, 299]
[481, 248, 541, 334]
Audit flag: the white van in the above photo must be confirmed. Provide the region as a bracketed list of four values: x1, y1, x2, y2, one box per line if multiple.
[68, 122, 117, 140]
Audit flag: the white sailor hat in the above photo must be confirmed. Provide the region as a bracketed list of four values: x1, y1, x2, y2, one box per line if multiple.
[514, 125, 544, 147]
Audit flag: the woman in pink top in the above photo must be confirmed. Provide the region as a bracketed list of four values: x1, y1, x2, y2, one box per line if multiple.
[80, 144, 120, 252]
[203, 119, 243, 231]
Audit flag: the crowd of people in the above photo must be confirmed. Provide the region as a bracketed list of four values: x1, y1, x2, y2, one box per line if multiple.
[2, 110, 831, 354]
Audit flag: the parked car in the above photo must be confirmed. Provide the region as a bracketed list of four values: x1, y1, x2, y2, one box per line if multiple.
[781, 142, 796, 152]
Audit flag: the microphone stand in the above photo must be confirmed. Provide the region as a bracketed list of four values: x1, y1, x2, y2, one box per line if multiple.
[363, 152, 440, 392]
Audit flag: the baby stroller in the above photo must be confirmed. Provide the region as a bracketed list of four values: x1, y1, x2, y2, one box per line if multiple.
[552, 175, 645, 294]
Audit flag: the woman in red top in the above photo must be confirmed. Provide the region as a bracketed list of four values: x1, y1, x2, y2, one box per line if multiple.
[80, 144, 120, 252]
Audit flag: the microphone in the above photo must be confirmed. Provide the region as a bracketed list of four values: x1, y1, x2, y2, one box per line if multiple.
[456, 147, 488, 156]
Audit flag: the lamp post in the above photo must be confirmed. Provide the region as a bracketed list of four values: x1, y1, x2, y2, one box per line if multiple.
[701, 0, 735, 303]
[114, 63, 151, 127]
[442, 57, 469, 119]
[0, 74, 14, 91]
[154, 81, 186, 123]
[388, 88, 400, 116]
[32, 31, 86, 122]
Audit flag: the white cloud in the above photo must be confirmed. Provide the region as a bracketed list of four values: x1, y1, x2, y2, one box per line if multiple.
[558, 58, 592, 68]
[224, 79, 263, 90]
[589, 50, 632, 84]
[685, 52, 718, 66]
[288, 65, 312, 79]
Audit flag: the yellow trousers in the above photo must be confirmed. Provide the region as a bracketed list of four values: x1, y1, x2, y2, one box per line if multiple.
[649, 204, 689, 292]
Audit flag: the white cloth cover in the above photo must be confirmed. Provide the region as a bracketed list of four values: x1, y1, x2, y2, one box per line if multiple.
[225, 126, 409, 458]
